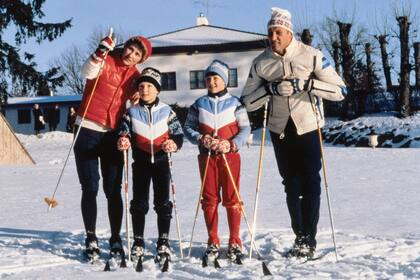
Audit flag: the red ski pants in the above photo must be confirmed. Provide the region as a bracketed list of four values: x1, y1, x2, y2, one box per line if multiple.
[198, 153, 242, 247]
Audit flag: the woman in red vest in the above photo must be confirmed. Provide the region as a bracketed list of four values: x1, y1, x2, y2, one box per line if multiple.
[74, 34, 152, 261]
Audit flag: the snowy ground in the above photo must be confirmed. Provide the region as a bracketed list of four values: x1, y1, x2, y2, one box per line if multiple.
[1, 126, 420, 279]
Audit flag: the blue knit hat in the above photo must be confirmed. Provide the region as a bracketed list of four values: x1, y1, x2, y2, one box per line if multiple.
[205, 60, 229, 86]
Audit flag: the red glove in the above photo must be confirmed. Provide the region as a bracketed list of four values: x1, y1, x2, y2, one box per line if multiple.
[216, 139, 230, 153]
[162, 139, 177, 153]
[200, 134, 214, 149]
[117, 136, 130, 151]
[92, 36, 116, 62]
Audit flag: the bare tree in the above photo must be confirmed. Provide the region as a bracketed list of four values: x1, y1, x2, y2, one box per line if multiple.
[51, 45, 85, 95]
[374, 34, 394, 92]
[414, 42, 420, 88]
[51, 27, 131, 95]
[397, 15, 411, 117]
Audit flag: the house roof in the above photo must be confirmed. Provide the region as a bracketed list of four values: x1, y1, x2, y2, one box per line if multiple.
[148, 25, 268, 55]
[149, 25, 267, 47]
[5, 95, 82, 106]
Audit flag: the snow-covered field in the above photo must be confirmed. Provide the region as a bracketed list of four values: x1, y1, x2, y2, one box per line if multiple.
[1, 126, 420, 279]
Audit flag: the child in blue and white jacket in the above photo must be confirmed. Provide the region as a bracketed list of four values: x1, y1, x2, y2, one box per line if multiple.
[117, 67, 183, 261]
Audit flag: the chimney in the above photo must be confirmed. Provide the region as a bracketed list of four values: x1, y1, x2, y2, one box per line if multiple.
[196, 13, 209, 26]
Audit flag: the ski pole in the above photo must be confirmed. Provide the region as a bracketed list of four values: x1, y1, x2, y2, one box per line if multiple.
[187, 151, 210, 258]
[249, 100, 268, 260]
[122, 149, 131, 262]
[221, 153, 272, 276]
[44, 28, 114, 211]
[167, 153, 184, 258]
[310, 95, 339, 261]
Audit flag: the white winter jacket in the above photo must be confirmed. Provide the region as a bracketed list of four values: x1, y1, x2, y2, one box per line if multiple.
[241, 37, 346, 135]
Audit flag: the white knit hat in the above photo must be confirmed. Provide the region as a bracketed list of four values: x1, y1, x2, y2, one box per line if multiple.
[267, 7, 293, 34]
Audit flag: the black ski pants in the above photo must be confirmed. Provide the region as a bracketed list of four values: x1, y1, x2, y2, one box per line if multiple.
[130, 157, 173, 240]
[270, 119, 321, 248]
[74, 126, 123, 239]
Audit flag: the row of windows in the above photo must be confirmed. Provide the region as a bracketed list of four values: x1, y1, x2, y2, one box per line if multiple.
[14, 69, 239, 124]
[161, 69, 238, 91]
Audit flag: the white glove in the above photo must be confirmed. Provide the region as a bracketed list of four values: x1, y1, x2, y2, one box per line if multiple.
[268, 79, 312, 96]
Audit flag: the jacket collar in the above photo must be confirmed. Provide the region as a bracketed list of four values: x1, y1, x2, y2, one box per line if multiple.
[140, 97, 160, 108]
[207, 88, 228, 99]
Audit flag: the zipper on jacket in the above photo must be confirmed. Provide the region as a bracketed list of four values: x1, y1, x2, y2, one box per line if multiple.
[286, 58, 292, 115]
[213, 96, 219, 137]
[147, 106, 155, 163]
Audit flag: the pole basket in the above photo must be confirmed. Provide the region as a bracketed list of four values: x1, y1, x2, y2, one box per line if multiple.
[44, 197, 58, 208]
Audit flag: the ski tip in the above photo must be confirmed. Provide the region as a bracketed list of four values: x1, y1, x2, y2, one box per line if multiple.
[202, 257, 208, 268]
[104, 261, 111, 271]
[120, 257, 127, 268]
[135, 260, 143, 272]
[214, 258, 221, 269]
[161, 258, 170, 272]
[262, 262, 272, 276]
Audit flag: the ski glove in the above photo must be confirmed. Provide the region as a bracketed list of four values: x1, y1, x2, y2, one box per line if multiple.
[162, 139, 178, 153]
[92, 36, 116, 62]
[200, 134, 215, 149]
[216, 139, 231, 154]
[117, 136, 131, 151]
[267, 79, 312, 96]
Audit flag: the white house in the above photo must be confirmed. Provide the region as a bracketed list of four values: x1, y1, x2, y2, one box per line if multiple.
[143, 14, 267, 106]
[1, 15, 267, 134]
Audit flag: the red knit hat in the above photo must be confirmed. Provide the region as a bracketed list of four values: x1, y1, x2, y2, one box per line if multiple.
[124, 36, 152, 63]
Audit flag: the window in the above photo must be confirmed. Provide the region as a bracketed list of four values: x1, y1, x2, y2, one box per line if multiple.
[18, 109, 31, 124]
[161, 72, 177, 91]
[190, 70, 206, 89]
[228, 68, 238, 88]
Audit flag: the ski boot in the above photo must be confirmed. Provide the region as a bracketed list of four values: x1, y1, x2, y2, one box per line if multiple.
[131, 237, 145, 272]
[106, 235, 126, 269]
[299, 244, 315, 259]
[109, 236, 124, 257]
[84, 234, 100, 263]
[202, 243, 220, 268]
[155, 238, 171, 272]
[286, 235, 305, 258]
[227, 243, 243, 265]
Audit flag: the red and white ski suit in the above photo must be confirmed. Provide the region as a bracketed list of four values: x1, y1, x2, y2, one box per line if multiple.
[184, 91, 251, 247]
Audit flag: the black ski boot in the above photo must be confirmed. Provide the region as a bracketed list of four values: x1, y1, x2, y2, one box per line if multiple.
[131, 237, 145, 272]
[299, 244, 315, 259]
[227, 243, 243, 265]
[286, 235, 305, 258]
[202, 243, 221, 268]
[109, 235, 124, 257]
[84, 234, 100, 263]
[155, 238, 171, 272]
[104, 235, 126, 271]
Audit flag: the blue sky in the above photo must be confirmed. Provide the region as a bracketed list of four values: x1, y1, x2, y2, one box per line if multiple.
[11, 0, 420, 71]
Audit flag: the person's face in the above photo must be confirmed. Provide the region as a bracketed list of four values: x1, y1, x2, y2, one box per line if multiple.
[138, 82, 159, 104]
[268, 27, 293, 55]
[206, 74, 226, 94]
[34, 104, 39, 109]
[70, 107, 75, 114]
[121, 44, 143, 66]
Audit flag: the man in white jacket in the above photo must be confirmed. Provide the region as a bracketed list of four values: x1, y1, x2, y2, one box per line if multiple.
[241, 7, 347, 259]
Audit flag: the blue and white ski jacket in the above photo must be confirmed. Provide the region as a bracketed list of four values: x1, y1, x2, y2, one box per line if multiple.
[120, 98, 183, 163]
